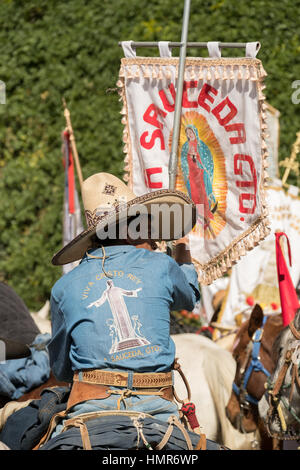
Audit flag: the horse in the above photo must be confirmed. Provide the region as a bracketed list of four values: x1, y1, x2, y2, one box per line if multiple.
[225, 304, 285, 449]
[258, 310, 300, 444]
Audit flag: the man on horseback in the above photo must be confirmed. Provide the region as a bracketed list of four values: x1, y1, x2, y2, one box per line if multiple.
[48, 172, 200, 435]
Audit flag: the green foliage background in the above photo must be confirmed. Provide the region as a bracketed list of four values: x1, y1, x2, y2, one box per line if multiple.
[0, 0, 299, 310]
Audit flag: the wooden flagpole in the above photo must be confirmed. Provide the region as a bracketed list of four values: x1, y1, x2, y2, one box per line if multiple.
[62, 98, 84, 195]
[280, 130, 300, 188]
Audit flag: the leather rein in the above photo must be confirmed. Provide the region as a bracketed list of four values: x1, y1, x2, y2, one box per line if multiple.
[232, 316, 271, 432]
[264, 319, 300, 440]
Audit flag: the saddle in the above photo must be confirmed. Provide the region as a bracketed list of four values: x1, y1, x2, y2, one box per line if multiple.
[37, 410, 223, 451]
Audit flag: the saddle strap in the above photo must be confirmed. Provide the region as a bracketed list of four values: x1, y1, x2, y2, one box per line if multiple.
[63, 417, 92, 450]
[155, 415, 194, 450]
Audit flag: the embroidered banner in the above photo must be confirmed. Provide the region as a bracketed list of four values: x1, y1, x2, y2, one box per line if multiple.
[117, 41, 270, 284]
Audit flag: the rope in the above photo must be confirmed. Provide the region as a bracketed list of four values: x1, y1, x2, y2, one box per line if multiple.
[131, 414, 153, 450]
[85, 245, 113, 278]
[173, 358, 191, 403]
[155, 415, 194, 451]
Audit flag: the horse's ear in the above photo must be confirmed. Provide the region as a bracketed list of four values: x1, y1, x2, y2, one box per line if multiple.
[248, 304, 264, 339]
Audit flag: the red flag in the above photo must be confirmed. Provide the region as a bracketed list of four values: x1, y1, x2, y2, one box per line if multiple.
[63, 130, 75, 214]
[275, 232, 300, 326]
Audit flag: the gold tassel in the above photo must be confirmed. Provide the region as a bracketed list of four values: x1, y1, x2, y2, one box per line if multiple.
[214, 66, 220, 80]
[259, 64, 268, 78]
[121, 116, 127, 125]
[222, 66, 228, 80]
[250, 66, 258, 81]
[190, 65, 195, 80]
[244, 65, 250, 80]
[127, 66, 134, 79]
[119, 66, 125, 78]
[221, 259, 227, 273]
[166, 66, 172, 80]
[198, 66, 203, 80]
[206, 68, 212, 81]
[230, 64, 235, 80]
[239, 241, 246, 257]
[144, 65, 150, 79]
[158, 65, 164, 80]
[134, 66, 140, 79]
[238, 66, 243, 80]
[116, 79, 123, 88]
[226, 255, 232, 269]
[152, 66, 158, 79]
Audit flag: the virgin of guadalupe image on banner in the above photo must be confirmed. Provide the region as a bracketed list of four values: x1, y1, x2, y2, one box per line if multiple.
[117, 41, 270, 284]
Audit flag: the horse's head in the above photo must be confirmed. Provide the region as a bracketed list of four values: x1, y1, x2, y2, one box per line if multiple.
[258, 310, 300, 440]
[225, 304, 284, 434]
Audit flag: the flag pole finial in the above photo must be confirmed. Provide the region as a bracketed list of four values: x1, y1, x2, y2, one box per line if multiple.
[62, 98, 84, 193]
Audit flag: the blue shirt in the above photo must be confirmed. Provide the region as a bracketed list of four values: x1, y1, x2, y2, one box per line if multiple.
[49, 245, 200, 383]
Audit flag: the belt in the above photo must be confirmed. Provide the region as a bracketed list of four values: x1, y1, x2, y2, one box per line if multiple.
[73, 369, 173, 388]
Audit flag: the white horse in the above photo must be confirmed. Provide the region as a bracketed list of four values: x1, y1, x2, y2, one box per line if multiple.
[172, 333, 261, 450]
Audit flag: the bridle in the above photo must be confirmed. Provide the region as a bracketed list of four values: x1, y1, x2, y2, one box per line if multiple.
[232, 316, 271, 432]
[264, 319, 300, 440]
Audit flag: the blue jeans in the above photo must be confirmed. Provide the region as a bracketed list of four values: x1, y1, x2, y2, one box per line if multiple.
[51, 387, 179, 438]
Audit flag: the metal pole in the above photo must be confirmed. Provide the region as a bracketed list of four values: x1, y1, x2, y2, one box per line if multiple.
[168, 0, 191, 190]
[118, 41, 249, 49]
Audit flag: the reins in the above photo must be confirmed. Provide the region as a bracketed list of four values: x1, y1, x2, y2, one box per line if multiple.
[264, 318, 300, 440]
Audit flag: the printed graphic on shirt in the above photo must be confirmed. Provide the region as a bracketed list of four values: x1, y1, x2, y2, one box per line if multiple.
[87, 280, 150, 354]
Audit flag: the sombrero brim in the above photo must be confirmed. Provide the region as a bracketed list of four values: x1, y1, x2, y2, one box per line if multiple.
[52, 189, 196, 266]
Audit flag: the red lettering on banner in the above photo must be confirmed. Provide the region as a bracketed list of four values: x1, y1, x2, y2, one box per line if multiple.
[212, 97, 238, 126]
[145, 167, 163, 188]
[198, 84, 218, 112]
[140, 129, 165, 150]
[182, 81, 198, 108]
[143, 104, 167, 129]
[159, 84, 176, 112]
[234, 154, 257, 214]
[225, 123, 246, 144]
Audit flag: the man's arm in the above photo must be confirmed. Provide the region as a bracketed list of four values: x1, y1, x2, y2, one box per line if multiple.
[48, 292, 73, 383]
[169, 238, 200, 311]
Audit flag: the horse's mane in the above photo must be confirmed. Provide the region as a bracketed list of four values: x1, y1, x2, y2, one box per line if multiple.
[271, 325, 288, 362]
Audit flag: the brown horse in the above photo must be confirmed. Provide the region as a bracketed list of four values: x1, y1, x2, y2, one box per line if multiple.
[225, 304, 284, 449]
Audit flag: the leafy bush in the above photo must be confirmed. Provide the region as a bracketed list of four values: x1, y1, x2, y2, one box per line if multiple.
[0, 0, 299, 309]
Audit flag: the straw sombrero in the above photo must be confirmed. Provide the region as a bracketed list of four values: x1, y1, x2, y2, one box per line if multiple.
[52, 173, 196, 266]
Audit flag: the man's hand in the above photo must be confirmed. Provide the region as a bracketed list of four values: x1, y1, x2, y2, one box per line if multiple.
[174, 237, 192, 264]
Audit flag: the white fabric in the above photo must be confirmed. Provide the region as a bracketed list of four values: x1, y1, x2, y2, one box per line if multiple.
[219, 183, 300, 326]
[245, 42, 261, 58]
[119, 54, 269, 283]
[158, 41, 172, 57]
[207, 42, 221, 58]
[121, 41, 136, 58]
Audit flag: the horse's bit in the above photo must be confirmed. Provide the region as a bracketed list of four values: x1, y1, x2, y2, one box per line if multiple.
[264, 319, 300, 440]
[232, 316, 271, 432]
